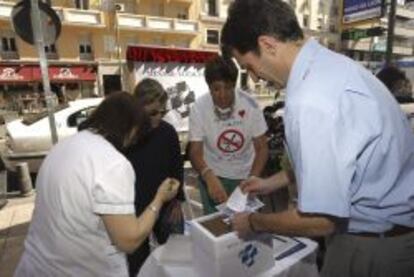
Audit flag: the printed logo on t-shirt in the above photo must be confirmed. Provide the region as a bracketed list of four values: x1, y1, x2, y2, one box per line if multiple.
[217, 129, 245, 153]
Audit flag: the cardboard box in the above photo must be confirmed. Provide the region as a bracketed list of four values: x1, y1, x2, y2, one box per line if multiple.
[191, 212, 274, 277]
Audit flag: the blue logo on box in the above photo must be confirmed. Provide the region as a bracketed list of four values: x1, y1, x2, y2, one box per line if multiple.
[239, 244, 258, 268]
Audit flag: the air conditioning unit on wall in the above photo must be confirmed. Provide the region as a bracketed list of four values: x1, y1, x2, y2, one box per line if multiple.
[115, 3, 125, 12]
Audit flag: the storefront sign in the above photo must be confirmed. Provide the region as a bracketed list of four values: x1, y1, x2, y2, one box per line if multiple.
[0, 66, 34, 82]
[33, 66, 97, 82]
[0, 67, 24, 81]
[52, 67, 79, 80]
[0, 65, 97, 83]
[343, 0, 385, 24]
[127, 45, 218, 132]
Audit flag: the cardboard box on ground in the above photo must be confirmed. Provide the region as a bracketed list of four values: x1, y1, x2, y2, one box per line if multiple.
[191, 212, 274, 277]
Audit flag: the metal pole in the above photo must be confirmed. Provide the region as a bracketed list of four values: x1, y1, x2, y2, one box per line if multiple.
[385, 0, 397, 66]
[115, 10, 123, 90]
[30, 0, 58, 144]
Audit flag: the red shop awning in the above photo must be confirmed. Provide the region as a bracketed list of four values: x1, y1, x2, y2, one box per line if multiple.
[33, 65, 97, 82]
[126, 45, 218, 64]
[0, 65, 36, 83]
[0, 64, 97, 83]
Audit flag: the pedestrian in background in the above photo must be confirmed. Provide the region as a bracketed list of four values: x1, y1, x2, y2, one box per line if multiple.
[376, 65, 413, 104]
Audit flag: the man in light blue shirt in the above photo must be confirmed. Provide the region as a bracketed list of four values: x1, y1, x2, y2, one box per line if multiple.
[221, 0, 414, 276]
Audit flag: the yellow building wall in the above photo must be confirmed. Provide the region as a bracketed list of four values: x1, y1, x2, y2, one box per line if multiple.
[1, 0, 212, 68]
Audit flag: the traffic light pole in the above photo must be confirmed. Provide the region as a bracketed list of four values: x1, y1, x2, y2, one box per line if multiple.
[385, 0, 397, 66]
[30, 0, 58, 144]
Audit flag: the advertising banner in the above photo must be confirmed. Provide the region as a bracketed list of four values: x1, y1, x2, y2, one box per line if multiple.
[342, 0, 384, 24]
[127, 45, 217, 132]
[133, 62, 209, 132]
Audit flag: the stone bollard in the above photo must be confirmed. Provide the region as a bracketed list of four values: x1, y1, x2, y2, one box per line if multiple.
[0, 170, 7, 209]
[16, 162, 33, 196]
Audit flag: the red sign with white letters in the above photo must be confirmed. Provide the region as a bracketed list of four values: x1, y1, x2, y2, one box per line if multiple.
[0, 65, 96, 83]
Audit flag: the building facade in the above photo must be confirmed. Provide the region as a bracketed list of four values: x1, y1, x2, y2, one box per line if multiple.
[5, 0, 408, 114]
[0, 0, 206, 113]
[341, 0, 414, 72]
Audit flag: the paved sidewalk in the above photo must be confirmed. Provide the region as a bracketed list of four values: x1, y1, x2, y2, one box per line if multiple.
[0, 193, 35, 277]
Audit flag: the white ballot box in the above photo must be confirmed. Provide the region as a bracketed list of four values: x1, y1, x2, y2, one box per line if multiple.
[191, 212, 274, 277]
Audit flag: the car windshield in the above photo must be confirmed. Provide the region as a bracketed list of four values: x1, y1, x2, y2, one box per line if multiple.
[22, 103, 70, 126]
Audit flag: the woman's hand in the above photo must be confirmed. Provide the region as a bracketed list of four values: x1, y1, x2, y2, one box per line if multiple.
[155, 178, 180, 204]
[205, 174, 228, 204]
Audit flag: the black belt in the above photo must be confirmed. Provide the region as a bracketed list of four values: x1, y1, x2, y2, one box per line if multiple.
[349, 225, 414, 238]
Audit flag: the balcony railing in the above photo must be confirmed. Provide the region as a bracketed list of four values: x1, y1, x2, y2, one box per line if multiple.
[199, 14, 226, 24]
[0, 3, 104, 27]
[60, 8, 104, 27]
[396, 5, 414, 19]
[46, 52, 59, 60]
[342, 39, 413, 56]
[394, 24, 414, 37]
[0, 51, 19, 60]
[380, 20, 414, 38]
[79, 53, 94, 61]
[165, 0, 193, 4]
[117, 14, 199, 35]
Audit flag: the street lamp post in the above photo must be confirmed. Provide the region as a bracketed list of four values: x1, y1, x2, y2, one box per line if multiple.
[115, 8, 123, 91]
[385, 0, 397, 66]
[30, 0, 58, 144]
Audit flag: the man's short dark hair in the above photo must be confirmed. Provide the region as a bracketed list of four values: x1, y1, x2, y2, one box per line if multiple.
[376, 66, 407, 91]
[376, 66, 413, 103]
[221, 0, 303, 56]
[79, 91, 149, 151]
[204, 56, 238, 85]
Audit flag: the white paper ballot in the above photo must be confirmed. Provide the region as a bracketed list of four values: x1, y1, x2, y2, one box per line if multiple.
[216, 187, 264, 217]
[226, 187, 248, 212]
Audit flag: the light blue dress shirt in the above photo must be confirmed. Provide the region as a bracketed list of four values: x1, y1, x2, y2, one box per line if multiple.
[285, 39, 414, 233]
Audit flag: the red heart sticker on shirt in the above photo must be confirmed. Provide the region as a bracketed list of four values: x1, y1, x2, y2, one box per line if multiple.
[239, 110, 245, 118]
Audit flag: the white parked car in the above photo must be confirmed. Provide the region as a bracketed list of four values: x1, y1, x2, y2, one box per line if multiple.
[1, 98, 102, 181]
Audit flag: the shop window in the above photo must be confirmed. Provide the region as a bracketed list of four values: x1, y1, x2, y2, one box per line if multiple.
[206, 30, 219, 45]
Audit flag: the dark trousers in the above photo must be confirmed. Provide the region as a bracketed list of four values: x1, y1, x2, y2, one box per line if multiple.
[321, 232, 414, 277]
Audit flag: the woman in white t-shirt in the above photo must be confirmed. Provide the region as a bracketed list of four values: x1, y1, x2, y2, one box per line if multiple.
[14, 92, 179, 277]
[189, 56, 268, 214]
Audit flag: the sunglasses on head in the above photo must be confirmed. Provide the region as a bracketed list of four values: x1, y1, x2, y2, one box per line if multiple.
[148, 109, 169, 117]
